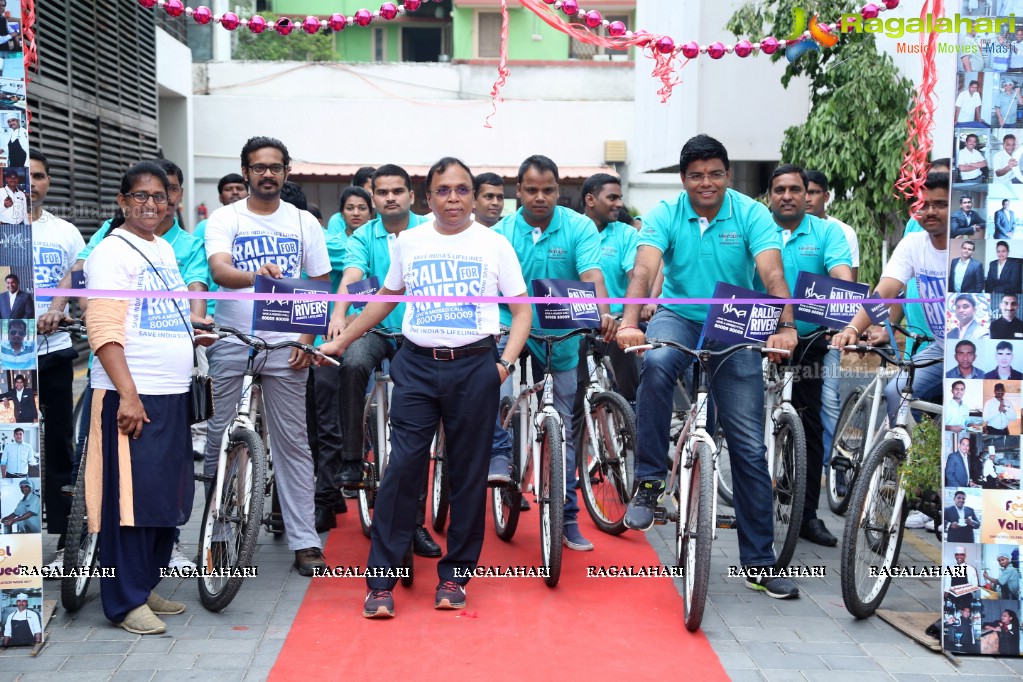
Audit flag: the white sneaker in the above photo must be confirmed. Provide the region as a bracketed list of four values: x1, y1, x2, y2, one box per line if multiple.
[924, 518, 935, 531]
[905, 510, 929, 529]
[43, 549, 64, 579]
[168, 544, 197, 571]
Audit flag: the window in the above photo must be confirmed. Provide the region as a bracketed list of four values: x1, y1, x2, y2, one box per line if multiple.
[569, 13, 631, 59]
[374, 28, 386, 61]
[477, 12, 502, 58]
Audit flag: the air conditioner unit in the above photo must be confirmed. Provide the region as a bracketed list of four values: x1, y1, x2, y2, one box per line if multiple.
[604, 140, 627, 164]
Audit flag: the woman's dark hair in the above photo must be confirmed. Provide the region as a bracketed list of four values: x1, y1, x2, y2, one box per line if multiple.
[110, 161, 170, 230]
[339, 185, 372, 213]
[425, 157, 474, 191]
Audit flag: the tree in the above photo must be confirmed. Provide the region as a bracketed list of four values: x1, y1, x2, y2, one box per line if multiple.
[233, 30, 338, 62]
[728, 0, 917, 284]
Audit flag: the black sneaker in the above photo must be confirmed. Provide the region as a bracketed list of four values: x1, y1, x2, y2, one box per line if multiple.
[338, 460, 363, 487]
[623, 480, 665, 531]
[744, 569, 800, 599]
[364, 589, 395, 618]
[487, 455, 513, 485]
[435, 580, 466, 609]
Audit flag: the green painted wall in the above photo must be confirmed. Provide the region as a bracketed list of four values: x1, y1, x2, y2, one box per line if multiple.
[450, 7, 569, 60]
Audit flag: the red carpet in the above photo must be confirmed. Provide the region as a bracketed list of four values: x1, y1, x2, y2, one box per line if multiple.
[270, 491, 728, 681]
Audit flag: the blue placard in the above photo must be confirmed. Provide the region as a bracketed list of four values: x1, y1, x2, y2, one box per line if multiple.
[252, 275, 331, 334]
[864, 292, 891, 325]
[71, 271, 86, 289]
[792, 272, 871, 329]
[703, 282, 784, 344]
[532, 278, 600, 329]
[347, 276, 380, 310]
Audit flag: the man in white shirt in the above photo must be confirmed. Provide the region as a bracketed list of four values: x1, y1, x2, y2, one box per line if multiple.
[993, 134, 1023, 185]
[956, 80, 983, 124]
[1, 114, 26, 167]
[984, 383, 1017, 435]
[945, 380, 973, 433]
[957, 134, 987, 183]
[0, 169, 26, 226]
[2, 594, 40, 646]
[0, 428, 32, 477]
[1011, 27, 1023, 72]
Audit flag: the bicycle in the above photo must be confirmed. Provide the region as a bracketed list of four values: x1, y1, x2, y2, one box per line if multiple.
[825, 324, 929, 515]
[624, 338, 787, 632]
[195, 323, 338, 612]
[577, 331, 638, 536]
[838, 342, 942, 619]
[494, 327, 594, 588]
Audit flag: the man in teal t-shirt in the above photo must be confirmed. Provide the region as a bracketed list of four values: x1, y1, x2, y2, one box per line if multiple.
[490, 155, 616, 553]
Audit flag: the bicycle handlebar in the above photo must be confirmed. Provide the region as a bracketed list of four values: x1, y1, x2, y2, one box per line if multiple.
[528, 327, 600, 345]
[366, 327, 404, 341]
[841, 344, 942, 369]
[624, 338, 790, 360]
[192, 322, 340, 366]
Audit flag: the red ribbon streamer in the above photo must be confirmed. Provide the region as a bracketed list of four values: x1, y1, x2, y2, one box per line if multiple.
[893, 0, 943, 212]
[484, 0, 512, 128]
[20, 0, 37, 129]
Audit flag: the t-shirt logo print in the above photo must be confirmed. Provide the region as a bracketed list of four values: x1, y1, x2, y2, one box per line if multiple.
[408, 257, 485, 331]
[233, 234, 300, 276]
[139, 266, 187, 333]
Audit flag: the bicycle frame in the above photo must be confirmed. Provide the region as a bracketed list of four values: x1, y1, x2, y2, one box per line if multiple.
[666, 372, 719, 529]
[762, 361, 799, 467]
[581, 337, 617, 469]
[364, 366, 392, 483]
[502, 360, 563, 503]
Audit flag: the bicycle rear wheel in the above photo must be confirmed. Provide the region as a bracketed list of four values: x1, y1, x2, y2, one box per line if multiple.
[61, 443, 98, 612]
[827, 387, 869, 515]
[492, 396, 522, 541]
[430, 425, 449, 533]
[539, 415, 564, 587]
[579, 391, 636, 535]
[772, 411, 806, 570]
[198, 427, 265, 612]
[679, 440, 714, 632]
[359, 399, 383, 538]
[840, 438, 907, 619]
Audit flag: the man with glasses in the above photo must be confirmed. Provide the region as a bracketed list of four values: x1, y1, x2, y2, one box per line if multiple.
[204, 136, 331, 577]
[838, 173, 951, 450]
[0, 319, 33, 371]
[947, 340, 986, 378]
[617, 135, 800, 598]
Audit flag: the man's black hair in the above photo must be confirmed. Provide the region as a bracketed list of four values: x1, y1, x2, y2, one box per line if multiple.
[152, 159, 183, 185]
[4, 273, 16, 284]
[240, 136, 291, 168]
[28, 149, 48, 175]
[473, 172, 504, 196]
[517, 155, 560, 184]
[767, 163, 808, 192]
[679, 134, 730, 176]
[581, 173, 621, 201]
[218, 173, 246, 193]
[280, 181, 308, 211]
[352, 166, 377, 188]
[372, 164, 412, 192]
[805, 169, 829, 192]
[923, 172, 951, 191]
[425, 157, 474, 191]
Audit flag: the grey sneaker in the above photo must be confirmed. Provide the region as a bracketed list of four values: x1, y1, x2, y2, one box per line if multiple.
[435, 580, 466, 609]
[563, 523, 593, 551]
[363, 589, 395, 618]
[623, 480, 665, 531]
[487, 455, 513, 485]
[744, 570, 800, 599]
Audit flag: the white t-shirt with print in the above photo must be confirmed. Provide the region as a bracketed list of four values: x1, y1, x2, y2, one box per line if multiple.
[383, 220, 526, 348]
[33, 210, 85, 355]
[882, 231, 947, 344]
[84, 228, 193, 395]
[205, 200, 331, 345]
[827, 216, 860, 268]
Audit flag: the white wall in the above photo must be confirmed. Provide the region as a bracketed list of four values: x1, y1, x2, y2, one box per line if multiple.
[157, 29, 196, 228]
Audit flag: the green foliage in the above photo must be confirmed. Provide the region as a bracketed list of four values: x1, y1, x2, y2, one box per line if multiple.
[233, 29, 338, 62]
[727, 0, 916, 284]
[904, 415, 942, 496]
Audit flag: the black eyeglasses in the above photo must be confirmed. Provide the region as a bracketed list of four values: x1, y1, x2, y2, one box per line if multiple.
[432, 186, 472, 197]
[126, 192, 168, 205]
[248, 164, 288, 176]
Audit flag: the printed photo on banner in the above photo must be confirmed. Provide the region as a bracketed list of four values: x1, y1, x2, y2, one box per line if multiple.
[945, 487, 984, 544]
[0, 165, 26, 226]
[989, 292, 1023, 338]
[0, 320, 32, 374]
[976, 599, 1021, 655]
[982, 337, 1023, 380]
[791, 271, 869, 329]
[0, 268, 31, 321]
[947, 292, 991, 340]
[989, 130, 1023, 185]
[949, 239, 987, 294]
[252, 275, 331, 335]
[981, 379, 1022, 435]
[0, 79, 24, 112]
[0, 588, 42, 648]
[0, 111, 25, 169]
[0, 0, 23, 83]
[975, 434, 1022, 489]
[0, 540, 40, 587]
[987, 184, 1023, 239]
[703, 282, 783, 344]
[945, 431, 984, 489]
[951, 188, 988, 238]
[943, 595, 981, 655]
[0, 424, 37, 476]
[956, 131, 990, 191]
[532, 278, 599, 329]
[947, 337, 988, 378]
[0, 477, 38, 534]
[956, 72, 991, 129]
[0, 371, 35, 425]
[989, 73, 1023, 128]
[0, 224, 31, 274]
[980, 544, 1021, 600]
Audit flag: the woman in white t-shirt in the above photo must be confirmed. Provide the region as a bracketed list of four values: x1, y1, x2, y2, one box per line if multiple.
[83, 161, 196, 636]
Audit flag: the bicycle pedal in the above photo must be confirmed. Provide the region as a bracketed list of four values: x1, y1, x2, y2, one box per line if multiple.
[830, 456, 854, 472]
[653, 507, 669, 525]
[193, 473, 214, 483]
[60, 485, 75, 496]
[716, 514, 737, 530]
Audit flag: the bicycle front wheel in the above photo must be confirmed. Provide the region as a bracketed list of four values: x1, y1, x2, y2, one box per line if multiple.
[539, 415, 564, 587]
[198, 427, 265, 612]
[359, 399, 383, 538]
[61, 443, 98, 612]
[679, 440, 714, 632]
[579, 391, 636, 535]
[492, 396, 522, 541]
[840, 438, 907, 619]
[828, 387, 869, 515]
[772, 412, 807, 570]
[431, 425, 449, 533]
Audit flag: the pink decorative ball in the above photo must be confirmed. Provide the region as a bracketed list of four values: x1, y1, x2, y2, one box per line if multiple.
[760, 36, 779, 54]
[164, 0, 185, 17]
[354, 9, 373, 26]
[404, 0, 422, 10]
[706, 41, 725, 59]
[861, 3, 879, 19]
[138, 0, 158, 8]
[883, 0, 899, 7]
[681, 41, 700, 59]
[220, 12, 240, 30]
[302, 16, 320, 33]
[275, 17, 293, 35]
[633, 29, 652, 47]
[542, 0, 556, 4]
[608, 20, 626, 37]
[561, 0, 579, 15]
[380, 3, 398, 20]
[734, 39, 752, 57]
[329, 13, 347, 31]
[193, 6, 213, 24]
[656, 36, 675, 54]
[584, 10, 602, 28]
[248, 15, 267, 33]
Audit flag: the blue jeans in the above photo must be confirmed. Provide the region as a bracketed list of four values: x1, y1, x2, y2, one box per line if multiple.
[883, 341, 945, 426]
[634, 307, 775, 568]
[820, 349, 841, 466]
[491, 337, 580, 523]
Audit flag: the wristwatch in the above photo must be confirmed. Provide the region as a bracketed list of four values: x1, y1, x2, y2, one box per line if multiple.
[777, 322, 797, 331]
[499, 359, 514, 374]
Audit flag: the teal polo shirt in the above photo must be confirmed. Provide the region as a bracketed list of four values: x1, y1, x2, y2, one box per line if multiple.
[493, 205, 602, 372]
[343, 212, 430, 332]
[326, 212, 346, 238]
[639, 189, 781, 323]
[597, 221, 639, 315]
[79, 217, 210, 288]
[193, 219, 218, 317]
[754, 214, 852, 335]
